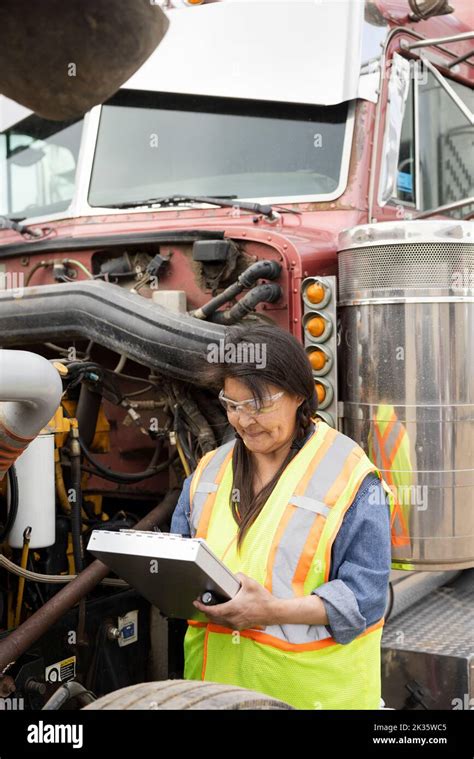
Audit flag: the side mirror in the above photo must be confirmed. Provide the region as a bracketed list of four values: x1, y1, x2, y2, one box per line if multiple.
[0, 0, 170, 120]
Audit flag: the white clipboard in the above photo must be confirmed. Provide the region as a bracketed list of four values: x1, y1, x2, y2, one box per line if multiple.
[87, 529, 242, 620]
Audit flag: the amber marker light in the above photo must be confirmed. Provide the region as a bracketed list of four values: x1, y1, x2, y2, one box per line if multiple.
[306, 282, 326, 304]
[306, 316, 325, 338]
[315, 382, 326, 404]
[309, 349, 327, 371]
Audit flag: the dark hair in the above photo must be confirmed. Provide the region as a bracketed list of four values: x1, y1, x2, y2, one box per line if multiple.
[197, 323, 318, 552]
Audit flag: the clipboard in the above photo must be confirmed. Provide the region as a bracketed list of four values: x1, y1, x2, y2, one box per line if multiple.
[87, 529, 242, 620]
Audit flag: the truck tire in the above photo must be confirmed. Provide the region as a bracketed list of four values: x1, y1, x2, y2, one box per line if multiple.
[82, 679, 294, 710]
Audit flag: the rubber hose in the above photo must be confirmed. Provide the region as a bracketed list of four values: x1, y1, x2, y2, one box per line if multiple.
[70, 447, 84, 573]
[42, 680, 96, 710]
[0, 465, 19, 542]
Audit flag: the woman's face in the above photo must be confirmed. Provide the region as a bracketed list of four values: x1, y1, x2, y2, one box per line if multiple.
[223, 377, 303, 454]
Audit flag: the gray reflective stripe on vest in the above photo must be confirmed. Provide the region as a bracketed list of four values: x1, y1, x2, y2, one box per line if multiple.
[268, 507, 331, 643]
[305, 431, 358, 502]
[289, 495, 330, 517]
[194, 482, 218, 494]
[266, 431, 359, 645]
[189, 439, 235, 537]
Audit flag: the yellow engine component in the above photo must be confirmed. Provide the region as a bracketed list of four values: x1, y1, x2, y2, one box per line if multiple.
[50, 400, 110, 524]
[50, 400, 111, 453]
[43, 403, 71, 446]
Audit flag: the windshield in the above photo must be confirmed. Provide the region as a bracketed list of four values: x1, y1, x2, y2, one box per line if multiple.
[0, 114, 83, 220]
[88, 91, 349, 207]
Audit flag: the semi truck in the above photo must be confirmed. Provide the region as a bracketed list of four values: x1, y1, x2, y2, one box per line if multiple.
[0, 0, 472, 710]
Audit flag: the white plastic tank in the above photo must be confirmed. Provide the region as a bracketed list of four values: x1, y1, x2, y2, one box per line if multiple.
[8, 433, 56, 549]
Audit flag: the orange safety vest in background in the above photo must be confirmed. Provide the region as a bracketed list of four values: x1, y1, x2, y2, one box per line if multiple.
[368, 404, 412, 550]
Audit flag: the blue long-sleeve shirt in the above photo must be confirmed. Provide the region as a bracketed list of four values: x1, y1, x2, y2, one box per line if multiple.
[170, 428, 392, 644]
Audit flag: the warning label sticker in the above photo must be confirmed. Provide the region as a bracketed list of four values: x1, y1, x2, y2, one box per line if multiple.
[45, 656, 76, 683]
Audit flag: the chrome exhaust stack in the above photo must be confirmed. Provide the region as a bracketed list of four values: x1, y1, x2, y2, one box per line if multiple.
[337, 220, 474, 571]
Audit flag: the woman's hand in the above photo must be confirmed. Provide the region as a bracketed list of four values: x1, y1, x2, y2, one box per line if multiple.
[192, 572, 279, 631]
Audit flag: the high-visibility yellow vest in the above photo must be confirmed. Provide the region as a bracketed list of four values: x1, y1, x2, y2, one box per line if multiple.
[368, 404, 412, 554]
[183, 420, 392, 710]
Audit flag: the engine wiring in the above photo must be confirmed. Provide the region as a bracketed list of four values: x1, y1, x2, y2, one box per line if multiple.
[59, 361, 199, 484]
[25, 258, 94, 286]
[0, 345, 224, 629]
[0, 554, 128, 587]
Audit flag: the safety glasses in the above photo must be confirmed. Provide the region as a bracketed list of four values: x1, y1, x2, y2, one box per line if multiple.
[218, 389, 284, 417]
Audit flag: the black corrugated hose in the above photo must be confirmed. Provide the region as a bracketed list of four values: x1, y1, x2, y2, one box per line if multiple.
[0, 465, 19, 542]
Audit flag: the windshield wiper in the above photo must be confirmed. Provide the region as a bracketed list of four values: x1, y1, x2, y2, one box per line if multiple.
[0, 215, 43, 238]
[105, 194, 281, 220]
